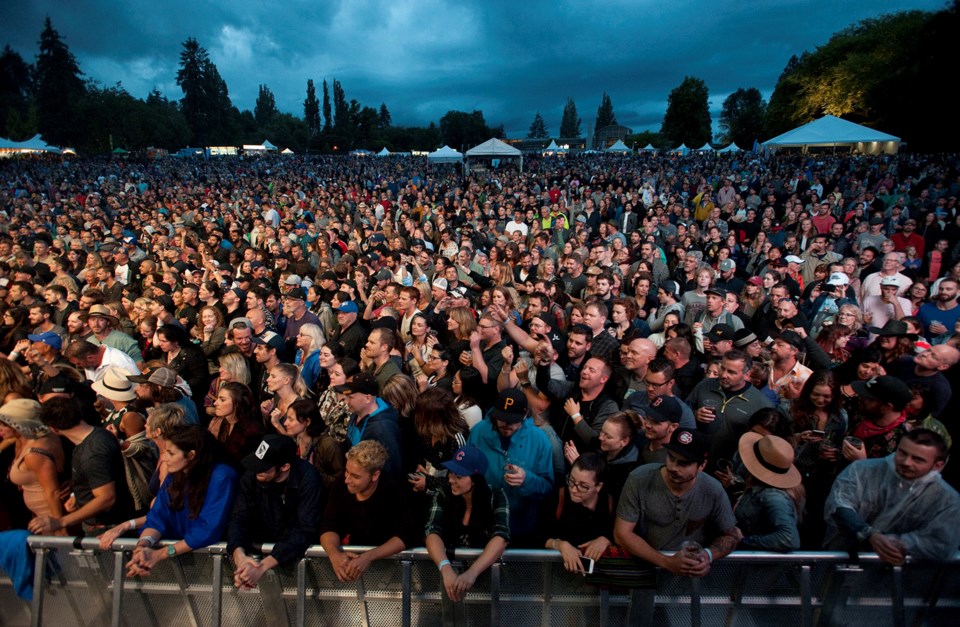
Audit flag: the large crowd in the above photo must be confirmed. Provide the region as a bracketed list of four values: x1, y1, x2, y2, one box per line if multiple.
[0, 150, 959, 609]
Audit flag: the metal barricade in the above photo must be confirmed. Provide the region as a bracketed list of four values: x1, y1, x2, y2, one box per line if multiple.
[1, 538, 958, 627]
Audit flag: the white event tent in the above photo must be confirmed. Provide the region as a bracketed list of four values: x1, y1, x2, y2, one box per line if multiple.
[427, 145, 463, 164]
[605, 140, 631, 153]
[762, 115, 900, 155]
[465, 138, 523, 173]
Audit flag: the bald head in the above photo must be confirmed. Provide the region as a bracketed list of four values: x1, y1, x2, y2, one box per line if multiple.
[621, 337, 657, 374]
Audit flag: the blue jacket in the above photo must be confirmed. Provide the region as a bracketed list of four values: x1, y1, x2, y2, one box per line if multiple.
[467, 417, 554, 539]
[347, 398, 403, 478]
[145, 463, 238, 549]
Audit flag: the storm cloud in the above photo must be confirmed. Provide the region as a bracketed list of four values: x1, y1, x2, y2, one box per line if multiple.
[0, 0, 947, 136]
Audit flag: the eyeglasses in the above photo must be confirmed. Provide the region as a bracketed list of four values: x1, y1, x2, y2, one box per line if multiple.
[643, 378, 672, 389]
[478, 324, 499, 330]
[566, 475, 596, 492]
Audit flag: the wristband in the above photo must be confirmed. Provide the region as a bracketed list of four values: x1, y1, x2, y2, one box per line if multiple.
[128, 519, 138, 531]
[437, 559, 451, 571]
[571, 412, 582, 420]
[552, 539, 559, 550]
[704, 548, 713, 563]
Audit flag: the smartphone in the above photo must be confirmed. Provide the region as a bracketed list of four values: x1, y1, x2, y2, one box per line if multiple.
[579, 556, 595, 575]
[407, 472, 424, 481]
[811, 430, 826, 437]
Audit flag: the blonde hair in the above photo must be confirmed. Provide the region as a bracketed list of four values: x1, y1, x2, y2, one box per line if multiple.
[146, 403, 186, 436]
[447, 306, 477, 340]
[346, 439, 388, 473]
[272, 363, 310, 398]
[218, 352, 251, 385]
[298, 323, 326, 355]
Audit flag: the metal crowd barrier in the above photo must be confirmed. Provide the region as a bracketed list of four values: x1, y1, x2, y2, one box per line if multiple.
[0, 537, 958, 626]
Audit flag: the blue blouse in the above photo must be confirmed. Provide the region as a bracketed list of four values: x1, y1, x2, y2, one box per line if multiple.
[145, 463, 238, 549]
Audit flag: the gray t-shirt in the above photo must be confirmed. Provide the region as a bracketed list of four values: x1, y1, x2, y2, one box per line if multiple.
[616, 464, 736, 551]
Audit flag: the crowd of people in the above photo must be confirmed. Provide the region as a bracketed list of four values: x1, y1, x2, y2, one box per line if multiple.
[1, 150, 960, 609]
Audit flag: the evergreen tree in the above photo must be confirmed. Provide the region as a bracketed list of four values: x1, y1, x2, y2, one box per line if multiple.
[176, 37, 233, 145]
[35, 17, 86, 146]
[559, 97, 582, 138]
[321, 79, 332, 132]
[660, 76, 712, 147]
[254, 84, 276, 125]
[0, 46, 34, 139]
[594, 92, 617, 135]
[378, 103, 391, 129]
[527, 112, 548, 138]
[332, 79, 347, 131]
[304, 79, 320, 135]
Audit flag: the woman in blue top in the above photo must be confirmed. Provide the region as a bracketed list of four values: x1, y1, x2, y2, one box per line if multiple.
[126, 425, 237, 577]
[294, 324, 325, 390]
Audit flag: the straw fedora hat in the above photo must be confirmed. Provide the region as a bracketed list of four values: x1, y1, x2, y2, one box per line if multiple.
[0, 399, 47, 439]
[80, 304, 120, 326]
[738, 432, 802, 490]
[92, 366, 138, 402]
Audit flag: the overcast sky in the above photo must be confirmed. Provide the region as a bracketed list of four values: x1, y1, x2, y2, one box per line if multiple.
[1, 0, 948, 137]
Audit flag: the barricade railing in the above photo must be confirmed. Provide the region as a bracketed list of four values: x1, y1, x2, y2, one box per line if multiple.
[0, 536, 958, 626]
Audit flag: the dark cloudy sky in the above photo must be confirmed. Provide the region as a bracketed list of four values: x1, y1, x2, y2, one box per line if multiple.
[1, 0, 948, 138]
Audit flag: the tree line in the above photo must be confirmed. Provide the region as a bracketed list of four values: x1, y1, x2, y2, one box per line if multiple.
[2, 3, 957, 154]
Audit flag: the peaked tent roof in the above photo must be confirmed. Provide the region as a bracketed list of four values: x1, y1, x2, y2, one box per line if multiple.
[763, 115, 900, 147]
[465, 138, 522, 157]
[427, 145, 463, 163]
[641, 144, 657, 151]
[0, 134, 60, 153]
[605, 139, 631, 153]
[376, 147, 391, 157]
[261, 140, 277, 150]
[717, 143, 744, 153]
[544, 140, 559, 151]
[696, 143, 715, 151]
[671, 144, 690, 154]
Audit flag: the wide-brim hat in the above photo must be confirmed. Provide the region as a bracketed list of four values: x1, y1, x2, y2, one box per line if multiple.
[91, 366, 138, 401]
[0, 399, 47, 439]
[738, 432, 801, 489]
[866, 319, 917, 338]
[79, 304, 119, 326]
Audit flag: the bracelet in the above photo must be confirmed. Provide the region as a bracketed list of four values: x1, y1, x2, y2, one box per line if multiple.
[137, 535, 158, 548]
[571, 412, 582, 420]
[704, 548, 713, 563]
[437, 559, 451, 571]
[128, 519, 138, 531]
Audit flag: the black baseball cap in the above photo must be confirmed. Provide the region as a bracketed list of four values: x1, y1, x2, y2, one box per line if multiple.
[663, 428, 709, 464]
[851, 376, 912, 411]
[489, 388, 528, 424]
[706, 324, 735, 342]
[332, 372, 379, 396]
[242, 434, 297, 473]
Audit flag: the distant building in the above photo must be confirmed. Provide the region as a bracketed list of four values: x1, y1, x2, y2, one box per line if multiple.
[591, 124, 633, 150]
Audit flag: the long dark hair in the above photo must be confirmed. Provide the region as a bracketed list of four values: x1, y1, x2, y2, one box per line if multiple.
[788, 370, 841, 431]
[441, 472, 496, 546]
[220, 381, 259, 425]
[164, 425, 218, 519]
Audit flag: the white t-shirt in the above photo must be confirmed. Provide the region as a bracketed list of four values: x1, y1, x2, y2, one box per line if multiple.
[86, 346, 140, 383]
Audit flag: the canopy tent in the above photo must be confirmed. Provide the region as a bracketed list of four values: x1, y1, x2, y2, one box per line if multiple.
[376, 147, 391, 157]
[243, 140, 278, 153]
[542, 139, 568, 155]
[718, 143, 745, 153]
[427, 145, 463, 164]
[762, 115, 900, 155]
[465, 138, 523, 173]
[640, 144, 657, 152]
[280, 148, 295, 155]
[695, 143, 715, 152]
[349, 149, 372, 156]
[671, 144, 690, 155]
[0, 134, 61, 157]
[605, 139, 631, 153]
